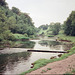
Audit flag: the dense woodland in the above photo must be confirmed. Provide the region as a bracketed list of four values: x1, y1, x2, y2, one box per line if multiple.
[0, 0, 75, 46]
[0, 0, 36, 42]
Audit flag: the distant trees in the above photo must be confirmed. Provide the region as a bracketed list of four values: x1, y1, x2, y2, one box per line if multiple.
[64, 11, 75, 36]
[49, 22, 61, 35]
[38, 24, 48, 30]
[52, 23, 61, 35]
[37, 23, 61, 35]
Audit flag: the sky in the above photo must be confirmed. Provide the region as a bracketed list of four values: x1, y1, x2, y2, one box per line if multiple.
[6, 0, 75, 27]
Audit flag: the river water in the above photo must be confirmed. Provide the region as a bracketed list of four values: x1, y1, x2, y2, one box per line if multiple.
[0, 37, 70, 75]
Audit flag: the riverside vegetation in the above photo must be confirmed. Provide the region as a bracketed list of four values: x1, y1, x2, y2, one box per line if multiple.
[0, 0, 37, 49]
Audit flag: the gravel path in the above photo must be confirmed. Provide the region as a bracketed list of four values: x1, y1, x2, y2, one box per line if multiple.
[27, 54, 75, 74]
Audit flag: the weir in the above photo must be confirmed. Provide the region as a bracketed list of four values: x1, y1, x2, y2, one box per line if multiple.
[27, 50, 68, 53]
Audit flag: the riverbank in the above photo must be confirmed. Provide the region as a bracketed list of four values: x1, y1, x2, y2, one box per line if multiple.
[27, 53, 75, 74]
[0, 34, 30, 49]
[20, 34, 75, 75]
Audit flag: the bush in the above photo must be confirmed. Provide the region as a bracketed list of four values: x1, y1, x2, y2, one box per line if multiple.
[8, 34, 16, 41]
[29, 35, 35, 38]
[24, 33, 28, 37]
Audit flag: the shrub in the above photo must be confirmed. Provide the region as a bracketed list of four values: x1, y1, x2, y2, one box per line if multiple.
[24, 33, 28, 37]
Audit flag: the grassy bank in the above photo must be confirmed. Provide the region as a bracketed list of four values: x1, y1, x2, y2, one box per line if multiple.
[57, 34, 75, 43]
[20, 34, 75, 75]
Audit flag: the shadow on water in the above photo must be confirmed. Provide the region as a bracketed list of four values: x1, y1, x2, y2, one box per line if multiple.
[0, 52, 31, 74]
[13, 41, 35, 48]
[39, 40, 61, 46]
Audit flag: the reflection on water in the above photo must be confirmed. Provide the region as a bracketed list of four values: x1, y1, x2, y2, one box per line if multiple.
[39, 40, 61, 46]
[0, 38, 72, 75]
[0, 52, 31, 74]
[13, 41, 35, 48]
[38, 40, 71, 51]
[38, 40, 63, 51]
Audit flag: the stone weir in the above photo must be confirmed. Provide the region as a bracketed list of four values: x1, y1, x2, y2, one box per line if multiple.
[27, 50, 68, 53]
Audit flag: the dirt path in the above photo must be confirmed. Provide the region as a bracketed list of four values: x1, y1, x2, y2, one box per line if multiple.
[27, 54, 75, 74]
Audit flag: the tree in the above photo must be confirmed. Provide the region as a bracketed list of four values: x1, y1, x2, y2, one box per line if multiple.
[49, 22, 61, 35]
[7, 16, 17, 33]
[0, 9, 7, 33]
[38, 24, 48, 30]
[64, 11, 75, 36]
[0, 0, 7, 6]
[12, 7, 20, 15]
[0, 9, 9, 41]
[0, 0, 36, 41]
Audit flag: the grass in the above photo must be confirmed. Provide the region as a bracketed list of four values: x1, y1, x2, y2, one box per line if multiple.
[41, 68, 51, 73]
[64, 73, 73, 75]
[41, 70, 46, 73]
[20, 33, 75, 75]
[72, 69, 75, 73]
[64, 69, 75, 75]
[47, 68, 51, 70]
[57, 31, 75, 43]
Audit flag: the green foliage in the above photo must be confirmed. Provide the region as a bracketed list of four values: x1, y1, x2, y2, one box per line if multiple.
[13, 34, 29, 40]
[0, 0, 7, 7]
[38, 24, 48, 30]
[41, 70, 46, 72]
[24, 33, 28, 37]
[64, 69, 75, 75]
[47, 68, 51, 70]
[64, 11, 75, 36]
[12, 7, 20, 14]
[50, 22, 61, 35]
[57, 34, 75, 43]
[0, 0, 36, 43]
[64, 73, 72, 75]
[0, 37, 3, 41]
[72, 69, 75, 73]
[37, 23, 61, 36]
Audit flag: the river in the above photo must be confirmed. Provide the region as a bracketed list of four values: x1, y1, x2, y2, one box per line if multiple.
[0, 37, 70, 75]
